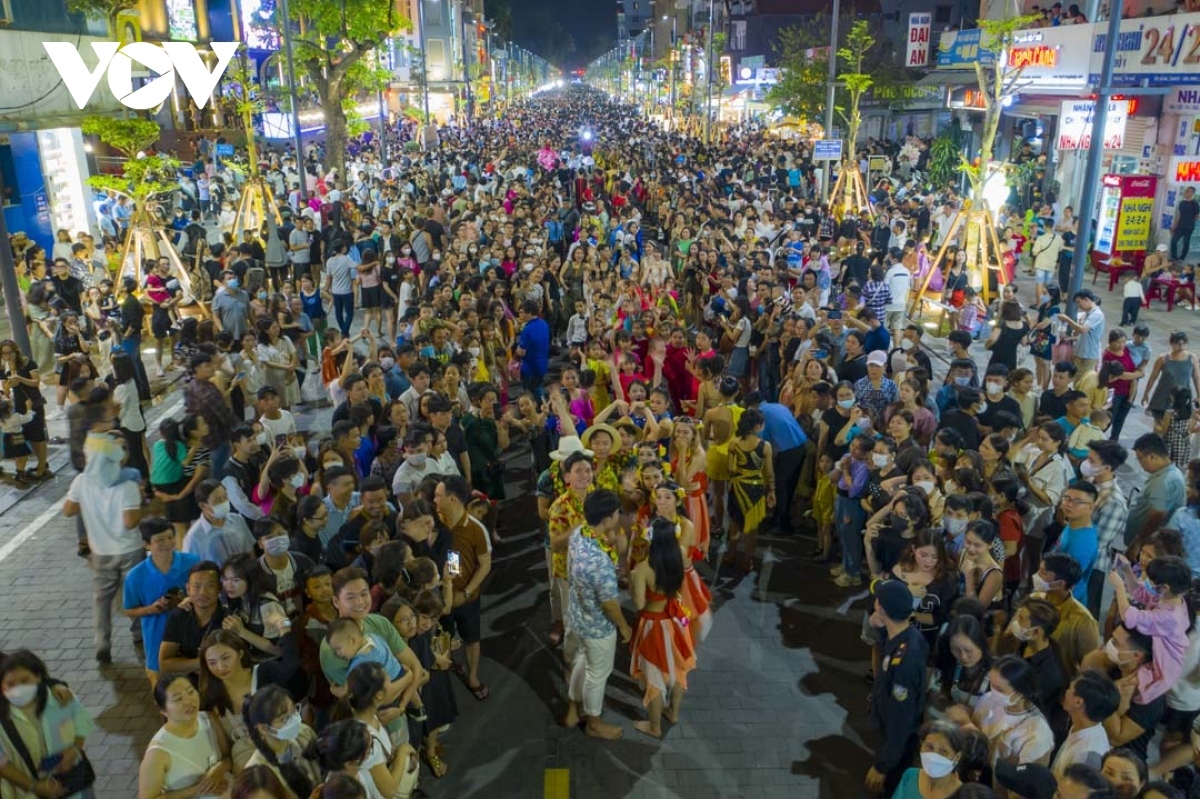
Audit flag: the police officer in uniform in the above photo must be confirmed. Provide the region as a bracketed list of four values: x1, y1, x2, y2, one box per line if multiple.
[866, 580, 928, 795]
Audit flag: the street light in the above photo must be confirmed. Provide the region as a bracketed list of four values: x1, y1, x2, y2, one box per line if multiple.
[417, 0, 431, 122]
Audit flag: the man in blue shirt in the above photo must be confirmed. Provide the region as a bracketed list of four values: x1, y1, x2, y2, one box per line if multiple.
[747, 393, 809, 535]
[1052, 481, 1100, 603]
[123, 519, 200, 684]
[516, 299, 551, 399]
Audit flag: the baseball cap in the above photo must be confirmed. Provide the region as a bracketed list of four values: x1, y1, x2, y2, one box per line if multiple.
[867, 350, 888, 367]
[871, 580, 914, 622]
[995, 762, 1056, 799]
[1157, 243, 1169, 252]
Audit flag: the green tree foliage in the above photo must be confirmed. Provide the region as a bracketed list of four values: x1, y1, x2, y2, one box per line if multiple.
[961, 14, 1042, 201]
[766, 13, 908, 129]
[80, 117, 178, 205]
[64, 0, 136, 34]
[286, 0, 409, 183]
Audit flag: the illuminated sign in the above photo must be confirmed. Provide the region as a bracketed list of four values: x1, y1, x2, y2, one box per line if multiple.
[1174, 159, 1200, 183]
[947, 87, 987, 110]
[1008, 46, 1058, 69]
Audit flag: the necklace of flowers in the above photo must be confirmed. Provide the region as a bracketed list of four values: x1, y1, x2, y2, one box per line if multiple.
[581, 523, 619, 565]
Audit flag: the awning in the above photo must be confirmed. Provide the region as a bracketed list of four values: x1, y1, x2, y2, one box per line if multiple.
[916, 70, 979, 88]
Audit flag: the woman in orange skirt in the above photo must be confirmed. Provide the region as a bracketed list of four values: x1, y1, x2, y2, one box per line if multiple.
[670, 417, 710, 560]
[651, 482, 712, 647]
[629, 517, 698, 738]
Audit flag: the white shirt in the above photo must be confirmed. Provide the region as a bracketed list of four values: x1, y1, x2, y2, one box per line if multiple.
[259, 411, 297, 442]
[972, 691, 1055, 766]
[1050, 723, 1110, 779]
[67, 469, 141, 556]
[885, 263, 912, 312]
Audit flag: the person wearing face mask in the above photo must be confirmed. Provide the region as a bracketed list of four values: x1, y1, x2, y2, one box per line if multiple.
[243, 686, 319, 799]
[1078, 624, 1163, 762]
[865, 579, 928, 795]
[937, 386, 984, 452]
[935, 359, 978, 416]
[976, 365, 1023, 436]
[1032, 554, 1099, 681]
[1003, 597, 1068, 716]
[255, 518, 316, 621]
[0, 652, 94, 796]
[184, 476, 257, 569]
[1079, 440, 1131, 619]
[959, 655, 1055, 767]
[889, 721, 964, 799]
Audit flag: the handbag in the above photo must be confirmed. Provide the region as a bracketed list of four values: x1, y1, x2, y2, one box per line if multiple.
[0, 715, 95, 795]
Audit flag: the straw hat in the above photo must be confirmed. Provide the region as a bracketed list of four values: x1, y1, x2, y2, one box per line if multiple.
[550, 435, 592, 462]
[581, 424, 620, 449]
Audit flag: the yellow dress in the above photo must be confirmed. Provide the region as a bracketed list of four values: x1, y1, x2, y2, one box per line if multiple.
[705, 404, 743, 481]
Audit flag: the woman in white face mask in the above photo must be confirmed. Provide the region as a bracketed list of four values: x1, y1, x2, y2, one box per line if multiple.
[889, 720, 963, 799]
[963, 655, 1055, 767]
[0, 651, 97, 799]
[244, 685, 320, 798]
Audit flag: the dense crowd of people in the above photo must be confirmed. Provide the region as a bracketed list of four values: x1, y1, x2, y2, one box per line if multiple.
[2, 84, 1200, 799]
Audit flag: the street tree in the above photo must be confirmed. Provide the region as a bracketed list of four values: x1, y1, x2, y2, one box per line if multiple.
[286, 0, 409, 184]
[65, 0, 136, 36]
[80, 117, 178, 207]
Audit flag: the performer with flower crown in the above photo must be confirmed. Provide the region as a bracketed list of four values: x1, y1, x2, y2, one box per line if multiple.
[650, 482, 712, 647]
[670, 417, 710, 560]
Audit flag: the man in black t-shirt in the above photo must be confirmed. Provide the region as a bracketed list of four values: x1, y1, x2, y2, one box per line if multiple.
[1098, 624, 1164, 763]
[1172, 186, 1198, 261]
[159, 561, 226, 677]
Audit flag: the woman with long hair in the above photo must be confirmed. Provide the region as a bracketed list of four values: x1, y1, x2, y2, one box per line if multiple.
[151, 414, 211, 544]
[725, 407, 774, 572]
[242, 685, 318, 798]
[24, 282, 55, 390]
[896, 527, 960, 652]
[336, 662, 420, 797]
[111, 351, 150, 479]
[966, 655, 1054, 766]
[1013, 421, 1073, 534]
[669, 417, 710, 561]
[0, 339, 49, 478]
[257, 319, 300, 410]
[52, 311, 95, 415]
[1028, 284, 1062, 389]
[629, 517, 697, 739]
[231, 764, 291, 799]
[221, 553, 288, 659]
[309, 720, 381, 799]
[938, 615, 993, 710]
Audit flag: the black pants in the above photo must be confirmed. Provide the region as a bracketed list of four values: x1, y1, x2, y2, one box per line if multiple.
[1121, 296, 1141, 326]
[1172, 227, 1195, 261]
[772, 445, 806, 532]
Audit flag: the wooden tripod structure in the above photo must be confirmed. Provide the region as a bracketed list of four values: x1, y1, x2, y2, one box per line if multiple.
[907, 199, 1008, 319]
[829, 161, 873, 223]
[115, 207, 193, 298]
[232, 177, 282, 246]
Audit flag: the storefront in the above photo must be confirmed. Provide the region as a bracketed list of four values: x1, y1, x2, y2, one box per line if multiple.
[1159, 87, 1200, 254]
[860, 84, 950, 141]
[1, 129, 97, 253]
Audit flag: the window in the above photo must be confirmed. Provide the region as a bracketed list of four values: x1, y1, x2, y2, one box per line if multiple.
[0, 0, 14, 23]
[934, 5, 952, 23]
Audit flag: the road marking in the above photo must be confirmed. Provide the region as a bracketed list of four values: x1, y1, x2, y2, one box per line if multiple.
[544, 768, 569, 799]
[0, 502, 65, 566]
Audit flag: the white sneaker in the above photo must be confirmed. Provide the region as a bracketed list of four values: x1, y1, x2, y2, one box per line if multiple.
[44, 408, 64, 421]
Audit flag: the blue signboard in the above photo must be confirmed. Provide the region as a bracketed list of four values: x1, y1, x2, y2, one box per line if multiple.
[935, 28, 995, 67]
[813, 140, 842, 160]
[216, 143, 235, 157]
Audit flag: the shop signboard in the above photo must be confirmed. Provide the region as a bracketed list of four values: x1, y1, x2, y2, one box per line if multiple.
[936, 28, 995, 67]
[1166, 87, 1200, 114]
[813, 140, 842, 160]
[1092, 11, 1200, 85]
[947, 86, 988, 111]
[864, 84, 946, 108]
[1056, 99, 1129, 150]
[1115, 176, 1157, 252]
[907, 12, 932, 67]
[1171, 157, 1200, 184]
[1006, 25, 1093, 86]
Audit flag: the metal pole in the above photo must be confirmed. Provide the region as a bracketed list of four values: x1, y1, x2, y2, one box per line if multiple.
[668, 16, 677, 125]
[377, 82, 388, 163]
[417, 0, 431, 122]
[703, 0, 714, 143]
[277, 0, 307, 202]
[1066, 0, 1123, 315]
[822, 0, 840, 202]
[0, 175, 32, 357]
[461, 10, 473, 125]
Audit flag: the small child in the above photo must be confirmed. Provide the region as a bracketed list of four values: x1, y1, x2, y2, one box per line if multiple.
[327, 617, 407, 681]
[957, 287, 987, 338]
[565, 299, 588, 352]
[812, 452, 835, 561]
[0, 398, 34, 481]
[1109, 553, 1192, 703]
[1120, 273, 1145, 326]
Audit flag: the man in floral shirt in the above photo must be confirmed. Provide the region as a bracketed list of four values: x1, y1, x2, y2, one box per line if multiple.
[563, 489, 631, 740]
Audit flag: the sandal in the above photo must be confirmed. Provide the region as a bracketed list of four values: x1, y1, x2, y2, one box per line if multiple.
[467, 681, 490, 701]
[421, 748, 448, 778]
[77, 541, 91, 558]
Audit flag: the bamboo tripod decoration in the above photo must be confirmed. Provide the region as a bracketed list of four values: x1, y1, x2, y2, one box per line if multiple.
[232, 177, 282, 246]
[829, 161, 873, 223]
[115, 207, 193, 297]
[907, 199, 1008, 320]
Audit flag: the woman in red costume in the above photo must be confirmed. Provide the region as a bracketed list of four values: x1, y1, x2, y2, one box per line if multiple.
[629, 517, 698, 739]
[669, 417, 709, 560]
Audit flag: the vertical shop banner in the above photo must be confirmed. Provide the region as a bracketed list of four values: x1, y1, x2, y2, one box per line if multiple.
[1056, 99, 1128, 150]
[907, 13, 932, 67]
[1115, 176, 1157, 252]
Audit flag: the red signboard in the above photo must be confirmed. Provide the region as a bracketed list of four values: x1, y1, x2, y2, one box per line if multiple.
[1008, 46, 1059, 69]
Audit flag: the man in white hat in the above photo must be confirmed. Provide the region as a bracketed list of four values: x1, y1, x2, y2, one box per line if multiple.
[537, 436, 593, 645]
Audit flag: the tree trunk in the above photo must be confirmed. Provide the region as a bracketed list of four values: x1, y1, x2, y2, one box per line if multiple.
[314, 72, 348, 189]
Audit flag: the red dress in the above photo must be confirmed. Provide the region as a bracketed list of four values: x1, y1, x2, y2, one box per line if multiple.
[672, 457, 711, 560]
[630, 587, 697, 706]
